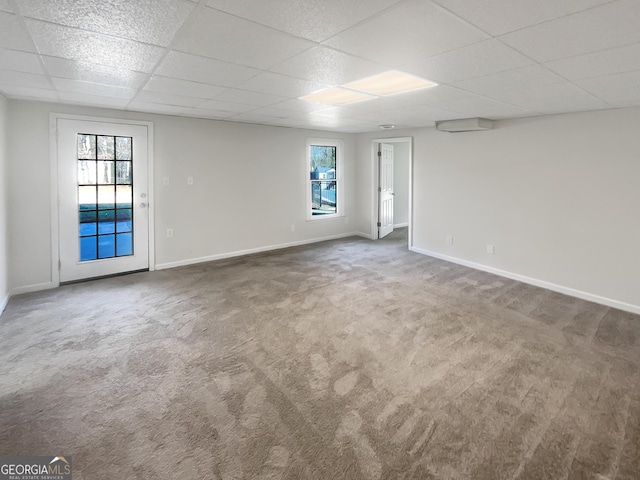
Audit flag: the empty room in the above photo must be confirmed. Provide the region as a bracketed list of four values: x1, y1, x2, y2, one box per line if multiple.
[1, 1, 639, 479]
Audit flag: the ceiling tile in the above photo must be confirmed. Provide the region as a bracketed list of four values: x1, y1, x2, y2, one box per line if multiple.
[270, 46, 387, 85]
[606, 99, 640, 109]
[59, 91, 130, 108]
[43, 56, 149, 89]
[533, 102, 611, 116]
[432, 95, 532, 118]
[0, 12, 36, 52]
[575, 71, 640, 104]
[0, 84, 58, 100]
[0, 69, 50, 89]
[144, 76, 227, 99]
[1, 0, 636, 132]
[265, 98, 337, 114]
[27, 20, 166, 72]
[0, 0, 14, 13]
[342, 114, 409, 129]
[236, 72, 327, 98]
[394, 105, 464, 122]
[205, 0, 402, 42]
[500, 0, 640, 62]
[0, 48, 43, 74]
[16, 0, 195, 46]
[156, 51, 261, 87]
[198, 99, 256, 113]
[274, 116, 320, 128]
[544, 43, 640, 80]
[133, 90, 206, 108]
[452, 65, 565, 97]
[392, 85, 474, 106]
[241, 105, 291, 117]
[185, 108, 239, 119]
[245, 105, 303, 118]
[487, 82, 608, 112]
[228, 112, 292, 125]
[433, 0, 611, 36]
[127, 101, 187, 115]
[52, 77, 137, 98]
[324, 0, 488, 66]
[212, 89, 288, 107]
[326, 97, 403, 116]
[406, 39, 533, 84]
[173, 6, 314, 69]
[300, 115, 348, 128]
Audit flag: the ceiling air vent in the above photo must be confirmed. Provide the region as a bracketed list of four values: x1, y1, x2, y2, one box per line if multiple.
[435, 118, 493, 133]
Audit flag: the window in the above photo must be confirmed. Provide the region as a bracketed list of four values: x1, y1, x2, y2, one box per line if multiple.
[307, 138, 343, 219]
[77, 134, 134, 261]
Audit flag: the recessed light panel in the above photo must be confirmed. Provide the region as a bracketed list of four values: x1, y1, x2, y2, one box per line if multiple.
[344, 71, 437, 96]
[299, 87, 374, 106]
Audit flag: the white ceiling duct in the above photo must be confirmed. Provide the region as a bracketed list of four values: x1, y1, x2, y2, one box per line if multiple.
[435, 118, 493, 133]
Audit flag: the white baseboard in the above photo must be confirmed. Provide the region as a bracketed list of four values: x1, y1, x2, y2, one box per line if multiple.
[0, 291, 9, 314]
[156, 232, 365, 270]
[393, 222, 409, 228]
[410, 246, 640, 315]
[10, 282, 57, 297]
[357, 232, 375, 240]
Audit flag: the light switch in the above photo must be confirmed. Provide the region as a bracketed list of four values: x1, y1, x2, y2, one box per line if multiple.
[187, 177, 194, 185]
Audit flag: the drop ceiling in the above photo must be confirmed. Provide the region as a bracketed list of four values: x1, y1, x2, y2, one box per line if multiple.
[1, 0, 639, 133]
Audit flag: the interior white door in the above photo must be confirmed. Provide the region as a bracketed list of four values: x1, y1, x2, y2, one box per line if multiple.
[378, 143, 394, 238]
[57, 118, 149, 283]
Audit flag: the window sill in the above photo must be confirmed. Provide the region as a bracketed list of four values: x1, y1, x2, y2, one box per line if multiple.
[306, 213, 344, 222]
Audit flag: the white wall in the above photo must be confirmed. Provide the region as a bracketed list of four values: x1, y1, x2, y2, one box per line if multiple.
[7, 100, 357, 292]
[0, 94, 8, 312]
[392, 141, 410, 227]
[7, 100, 640, 313]
[357, 108, 640, 312]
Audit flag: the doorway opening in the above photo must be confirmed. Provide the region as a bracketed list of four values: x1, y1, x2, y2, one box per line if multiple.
[51, 115, 155, 285]
[371, 137, 412, 248]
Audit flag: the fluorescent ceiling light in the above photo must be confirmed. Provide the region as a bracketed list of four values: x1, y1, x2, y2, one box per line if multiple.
[344, 70, 437, 96]
[299, 87, 374, 106]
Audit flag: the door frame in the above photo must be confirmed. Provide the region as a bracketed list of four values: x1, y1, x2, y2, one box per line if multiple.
[370, 137, 413, 248]
[49, 113, 155, 287]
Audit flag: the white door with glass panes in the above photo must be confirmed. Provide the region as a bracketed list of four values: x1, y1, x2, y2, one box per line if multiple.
[57, 119, 149, 282]
[378, 143, 394, 238]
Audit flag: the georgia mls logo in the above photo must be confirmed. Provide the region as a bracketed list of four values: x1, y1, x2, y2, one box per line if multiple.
[50, 457, 71, 473]
[0, 455, 72, 479]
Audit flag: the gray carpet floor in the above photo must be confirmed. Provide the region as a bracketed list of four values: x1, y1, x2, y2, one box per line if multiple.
[1, 228, 639, 480]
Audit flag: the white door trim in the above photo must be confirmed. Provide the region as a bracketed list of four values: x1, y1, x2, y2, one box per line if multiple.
[49, 113, 155, 287]
[370, 137, 413, 249]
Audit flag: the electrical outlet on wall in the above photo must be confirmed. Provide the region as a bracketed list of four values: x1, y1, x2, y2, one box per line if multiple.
[167, 228, 174, 238]
[447, 235, 454, 245]
[487, 244, 495, 255]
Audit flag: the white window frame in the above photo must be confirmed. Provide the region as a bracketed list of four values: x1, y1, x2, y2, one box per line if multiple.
[306, 137, 344, 221]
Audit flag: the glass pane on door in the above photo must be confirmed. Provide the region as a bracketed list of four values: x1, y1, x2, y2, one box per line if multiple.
[77, 134, 134, 261]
